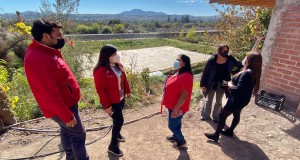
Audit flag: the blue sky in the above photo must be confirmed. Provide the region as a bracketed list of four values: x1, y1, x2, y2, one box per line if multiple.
[0, 0, 223, 16]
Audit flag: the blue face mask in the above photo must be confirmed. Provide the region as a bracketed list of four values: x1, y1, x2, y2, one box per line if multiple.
[173, 60, 180, 70]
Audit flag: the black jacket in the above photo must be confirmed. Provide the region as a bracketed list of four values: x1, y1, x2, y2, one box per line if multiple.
[225, 70, 255, 110]
[200, 54, 243, 97]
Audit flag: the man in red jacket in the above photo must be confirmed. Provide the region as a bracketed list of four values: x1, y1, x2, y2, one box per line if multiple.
[24, 19, 89, 160]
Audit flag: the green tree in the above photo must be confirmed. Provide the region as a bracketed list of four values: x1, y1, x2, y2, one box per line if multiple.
[113, 24, 125, 33]
[179, 30, 185, 40]
[76, 24, 90, 34]
[91, 23, 100, 34]
[185, 15, 190, 23]
[101, 25, 112, 34]
[154, 21, 161, 28]
[39, 0, 80, 27]
[167, 15, 171, 22]
[186, 27, 198, 43]
[210, 5, 272, 55]
[108, 19, 122, 26]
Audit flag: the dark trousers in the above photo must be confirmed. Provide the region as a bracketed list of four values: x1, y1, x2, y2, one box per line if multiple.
[215, 108, 242, 135]
[110, 98, 125, 148]
[52, 104, 89, 160]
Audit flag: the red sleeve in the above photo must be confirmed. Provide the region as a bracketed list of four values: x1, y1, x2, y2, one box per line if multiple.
[93, 67, 110, 109]
[179, 73, 193, 93]
[30, 58, 74, 123]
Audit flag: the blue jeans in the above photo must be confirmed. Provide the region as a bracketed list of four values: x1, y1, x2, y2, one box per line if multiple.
[168, 109, 184, 142]
[52, 104, 89, 160]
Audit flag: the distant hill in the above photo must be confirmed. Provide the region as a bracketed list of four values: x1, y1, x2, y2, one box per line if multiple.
[0, 9, 218, 22]
[118, 9, 166, 16]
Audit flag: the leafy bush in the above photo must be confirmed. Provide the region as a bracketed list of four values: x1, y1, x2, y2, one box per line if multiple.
[8, 68, 41, 121]
[191, 82, 203, 109]
[124, 68, 164, 108]
[76, 24, 90, 34]
[0, 61, 40, 121]
[78, 78, 100, 110]
[76, 23, 100, 34]
[179, 30, 185, 40]
[113, 24, 125, 33]
[91, 23, 100, 34]
[186, 27, 198, 43]
[101, 26, 112, 34]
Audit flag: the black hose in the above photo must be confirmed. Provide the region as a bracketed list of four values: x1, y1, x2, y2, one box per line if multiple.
[2, 111, 160, 160]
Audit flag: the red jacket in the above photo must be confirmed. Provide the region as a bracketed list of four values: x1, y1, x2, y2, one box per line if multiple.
[93, 64, 131, 109]
[24, 40, 81, 123]
[162, 72, 193, 113]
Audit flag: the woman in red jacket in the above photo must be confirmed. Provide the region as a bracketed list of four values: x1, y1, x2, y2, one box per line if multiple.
[93, 44, 131, 157]
[162, 54, 193, 149]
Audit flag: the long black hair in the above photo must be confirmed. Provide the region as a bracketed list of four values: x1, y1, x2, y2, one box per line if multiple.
[178, 54, 193, 75]
[94, 44, 117, 71]
[233, 51, 262, 95]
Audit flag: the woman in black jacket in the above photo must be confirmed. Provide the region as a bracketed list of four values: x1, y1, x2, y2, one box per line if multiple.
[204, 51, 262, 142]
[200, 44, 243, 122]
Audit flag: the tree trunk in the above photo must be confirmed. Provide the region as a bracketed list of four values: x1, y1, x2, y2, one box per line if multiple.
[0, 88, 16, 126]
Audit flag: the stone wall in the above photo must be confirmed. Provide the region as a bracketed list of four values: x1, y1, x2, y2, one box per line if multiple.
[65, 30, 218, 41]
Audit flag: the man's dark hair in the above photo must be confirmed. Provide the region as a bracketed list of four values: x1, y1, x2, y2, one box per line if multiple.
[31, 19, 62, 41]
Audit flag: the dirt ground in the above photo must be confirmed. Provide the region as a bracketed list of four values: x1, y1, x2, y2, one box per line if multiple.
[1, 97, 300, 160]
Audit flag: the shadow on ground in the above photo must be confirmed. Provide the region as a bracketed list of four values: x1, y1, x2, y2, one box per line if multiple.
[177, 147, 191, 160]
[255, 102, 299, 124]
[281, 124, 300, 141]
[220, 137, 269, 160]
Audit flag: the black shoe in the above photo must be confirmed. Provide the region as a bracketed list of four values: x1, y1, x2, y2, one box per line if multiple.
[166, 135, 177, 142]
[118, 134, 125, 142]
[173, 139, 187, 149]
[204, 133, 219, 142]
[108, 146, 123, 157]
[213, 119, 219, 123]
[221, 129, 233, 137]
[200, 117, 209, 121]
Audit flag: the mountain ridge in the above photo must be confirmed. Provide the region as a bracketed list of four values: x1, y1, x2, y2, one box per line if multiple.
[0, 9, 218, 22]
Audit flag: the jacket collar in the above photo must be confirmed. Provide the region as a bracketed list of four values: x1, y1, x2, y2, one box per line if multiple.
[31, 40, 63, 58]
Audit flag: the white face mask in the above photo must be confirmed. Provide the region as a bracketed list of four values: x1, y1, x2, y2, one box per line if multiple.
[109, 54, 120, 64]
[242, 57, 247, 66]
[114, 54, 120, 63]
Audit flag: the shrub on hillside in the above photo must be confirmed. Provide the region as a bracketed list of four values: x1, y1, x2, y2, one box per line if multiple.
[113, 24, 125, 33]
[101, 26, 112, 34]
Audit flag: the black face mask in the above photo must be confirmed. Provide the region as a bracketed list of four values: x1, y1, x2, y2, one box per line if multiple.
[53, 39, 65, 49]
[219, 51, 229, 57]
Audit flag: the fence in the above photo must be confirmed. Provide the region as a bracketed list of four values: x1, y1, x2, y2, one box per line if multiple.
[65, 30, 218, 41]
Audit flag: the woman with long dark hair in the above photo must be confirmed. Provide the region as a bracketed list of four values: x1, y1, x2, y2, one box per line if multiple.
[93, 44, 131, 157]
[205, 51, 262, 142]
[162, 54, 193, 148]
